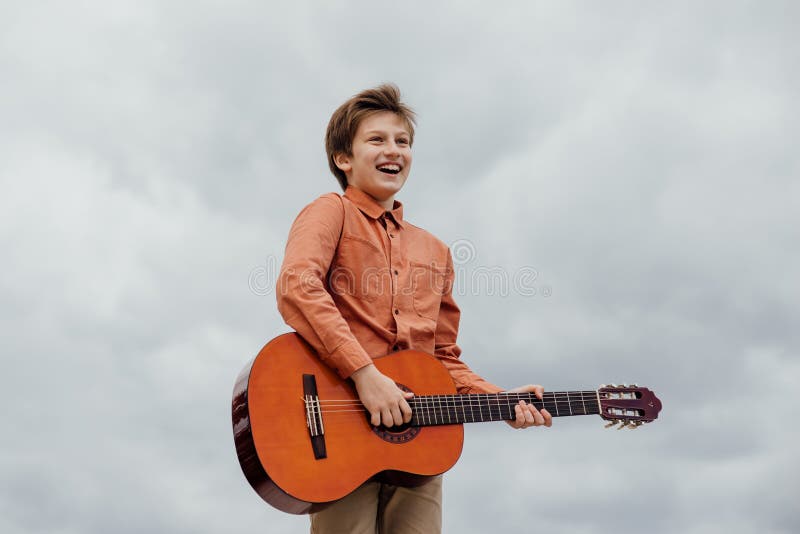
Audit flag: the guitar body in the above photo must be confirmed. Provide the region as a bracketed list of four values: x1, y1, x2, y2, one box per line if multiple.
[232, 333, 463, 514]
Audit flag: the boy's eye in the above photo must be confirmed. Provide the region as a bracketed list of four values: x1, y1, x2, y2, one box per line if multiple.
[369, 137, 382, 142]
[397, 139, 409, 145]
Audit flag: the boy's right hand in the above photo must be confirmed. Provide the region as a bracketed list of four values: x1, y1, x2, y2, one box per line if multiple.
[351, 364, 414, 427]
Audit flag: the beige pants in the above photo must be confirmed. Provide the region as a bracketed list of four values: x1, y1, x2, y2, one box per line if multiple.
[309, 476, 442, 534]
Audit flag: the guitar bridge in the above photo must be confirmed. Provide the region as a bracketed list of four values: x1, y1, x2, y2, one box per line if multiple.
[302, 374, 327, 460]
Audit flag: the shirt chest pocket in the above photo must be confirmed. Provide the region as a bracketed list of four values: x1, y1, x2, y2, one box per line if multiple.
[410, 261, 448, 321]
[329, 234, 390, 303]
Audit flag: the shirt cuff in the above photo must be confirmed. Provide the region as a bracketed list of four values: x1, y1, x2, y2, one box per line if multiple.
[325, 338, 373, 379]
[456, 378, 504, 395]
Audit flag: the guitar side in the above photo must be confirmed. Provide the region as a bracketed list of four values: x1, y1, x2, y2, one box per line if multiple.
[232, 333, 464, 514]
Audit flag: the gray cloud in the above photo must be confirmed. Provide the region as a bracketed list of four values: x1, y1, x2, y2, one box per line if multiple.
[2, 1, 798, 533]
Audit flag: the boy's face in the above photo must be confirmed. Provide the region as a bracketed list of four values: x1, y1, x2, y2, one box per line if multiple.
[334, 111, 412, 209]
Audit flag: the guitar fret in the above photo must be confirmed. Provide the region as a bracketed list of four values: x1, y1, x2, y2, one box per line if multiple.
[566, 391, 574, 416]
[445, 395, 451, 424]
[496, 394, 501, 420]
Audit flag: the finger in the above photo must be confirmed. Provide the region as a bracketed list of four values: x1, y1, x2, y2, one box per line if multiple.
[522, 401, 536, 427]
[532, 385, 544, 400]
[381, 408, 393, 427]
[541, 408, 553, 427]
[390, 405, 403, 427]
[513, 404, 525, 428]
[370, 411, 381, 427]
[523, 401, 544, 426]
[400, 398, 413, 423]
[514, 401, 529, 428]
[530, 406, 544, 426]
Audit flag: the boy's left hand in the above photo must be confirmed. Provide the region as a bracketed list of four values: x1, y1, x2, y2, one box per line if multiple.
[504, 384, 553, 429]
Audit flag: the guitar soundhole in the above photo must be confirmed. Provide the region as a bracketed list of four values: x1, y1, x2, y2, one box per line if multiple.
[370, 383, 421, 444]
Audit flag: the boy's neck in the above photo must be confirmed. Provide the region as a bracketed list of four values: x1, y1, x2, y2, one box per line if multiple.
[374, 196, 395, 211]
[350, 185, 395, 211]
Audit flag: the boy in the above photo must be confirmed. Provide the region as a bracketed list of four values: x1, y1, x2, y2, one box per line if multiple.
[277, 84, 552, 534]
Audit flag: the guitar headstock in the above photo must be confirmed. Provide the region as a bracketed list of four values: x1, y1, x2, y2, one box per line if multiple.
[597, 384, 662, 429]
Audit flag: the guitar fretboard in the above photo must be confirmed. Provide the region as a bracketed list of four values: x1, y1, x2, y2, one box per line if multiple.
[408, 391, 600, 426]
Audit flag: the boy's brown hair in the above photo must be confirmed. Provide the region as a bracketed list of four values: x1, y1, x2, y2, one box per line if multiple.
[325, 83, 416, 191]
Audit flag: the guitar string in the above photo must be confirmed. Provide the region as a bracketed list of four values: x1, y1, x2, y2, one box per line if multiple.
[314, 402, 603, 414]
[313, 392, 602, 404]
[310, 397, 604, 408]
[312, 400, 604, 409]
[313, 407, 605, 418]
[314, 391, 599, 399]
[322, 405, 596, 416]
[317, 402, 602, 411]
[316, 411, 603, 418]
[311, 401, 602, 409]
[312, 405, 601, 413]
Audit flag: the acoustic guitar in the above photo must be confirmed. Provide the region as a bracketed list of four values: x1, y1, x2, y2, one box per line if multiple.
[231, 333, 661, 514]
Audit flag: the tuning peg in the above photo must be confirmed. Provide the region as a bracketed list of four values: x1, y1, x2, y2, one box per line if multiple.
[604, 420, 618, 429]
[626, 422, 638, 429]
[616, 421, 627, 430]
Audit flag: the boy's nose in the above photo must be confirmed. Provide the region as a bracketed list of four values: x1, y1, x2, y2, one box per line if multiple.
[383, 142, 401, 156]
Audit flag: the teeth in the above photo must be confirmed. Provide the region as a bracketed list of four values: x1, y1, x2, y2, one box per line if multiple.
[378, 164, 400, 172]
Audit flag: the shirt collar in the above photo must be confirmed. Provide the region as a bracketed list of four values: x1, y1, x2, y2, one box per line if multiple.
[344, 186, 405, 228]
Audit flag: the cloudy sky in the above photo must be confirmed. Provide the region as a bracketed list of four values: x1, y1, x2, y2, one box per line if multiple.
[2, 1, 798, 533]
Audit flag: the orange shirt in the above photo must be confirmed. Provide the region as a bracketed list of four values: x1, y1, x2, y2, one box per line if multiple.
[277, 186, 501, 394]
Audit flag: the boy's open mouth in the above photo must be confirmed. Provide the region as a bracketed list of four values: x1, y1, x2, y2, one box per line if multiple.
[377, 164, 401, 175]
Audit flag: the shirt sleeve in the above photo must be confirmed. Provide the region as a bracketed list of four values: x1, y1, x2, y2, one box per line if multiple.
[276, 193, 373, 378]
[433, 249, 503, 394]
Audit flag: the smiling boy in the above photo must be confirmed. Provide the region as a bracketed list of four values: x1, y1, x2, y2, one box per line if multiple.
[277, 84, 551, 534]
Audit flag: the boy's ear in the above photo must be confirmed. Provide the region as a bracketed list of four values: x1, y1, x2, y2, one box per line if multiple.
[333, 153, 352, 173]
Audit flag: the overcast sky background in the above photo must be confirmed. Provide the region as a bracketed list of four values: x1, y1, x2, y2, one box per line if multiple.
[2, 1, 798, 533]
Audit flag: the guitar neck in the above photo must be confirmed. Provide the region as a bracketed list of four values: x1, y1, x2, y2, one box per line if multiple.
[408, 391, 600, 426]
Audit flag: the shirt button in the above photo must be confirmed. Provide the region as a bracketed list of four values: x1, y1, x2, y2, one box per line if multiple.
[393, 269, 399, 275]
[388, 234, 395, 239]
[394, 309, 400, 315]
